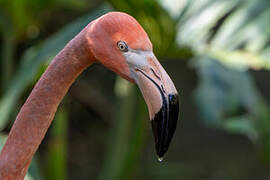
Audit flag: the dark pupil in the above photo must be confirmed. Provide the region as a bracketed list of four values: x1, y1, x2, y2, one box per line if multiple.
[117, 41, 128, 52]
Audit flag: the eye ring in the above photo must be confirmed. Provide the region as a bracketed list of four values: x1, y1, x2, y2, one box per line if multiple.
[117, 41, 129, 52]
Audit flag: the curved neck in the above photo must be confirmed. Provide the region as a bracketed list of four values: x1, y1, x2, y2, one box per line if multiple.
[0, 28, 95, 179]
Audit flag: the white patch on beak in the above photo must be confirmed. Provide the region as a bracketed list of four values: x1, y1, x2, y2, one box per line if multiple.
[122, 50, 155, 83]
[123, 50, 152, 69]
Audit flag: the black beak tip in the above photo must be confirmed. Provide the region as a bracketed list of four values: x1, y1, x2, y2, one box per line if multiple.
[151, 93, 179, 159]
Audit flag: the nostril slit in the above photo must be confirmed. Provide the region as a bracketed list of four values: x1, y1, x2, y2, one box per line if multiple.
[161, 85, 166, 93]
[151, 68, 161, 80]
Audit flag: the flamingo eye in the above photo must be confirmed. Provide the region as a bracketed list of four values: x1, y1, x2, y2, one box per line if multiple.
[117, 41, 129, 52]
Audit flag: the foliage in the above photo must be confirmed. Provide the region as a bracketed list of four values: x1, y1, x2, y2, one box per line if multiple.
[161, 0, 270, 70]
[193, 58, 270, 144]
[159, 0, 270, 153]
[46, 109, 68, 180]
[99, 78, 148, 180]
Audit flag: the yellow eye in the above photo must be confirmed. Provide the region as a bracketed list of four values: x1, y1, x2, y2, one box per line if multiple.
[117, 41, 129, 52]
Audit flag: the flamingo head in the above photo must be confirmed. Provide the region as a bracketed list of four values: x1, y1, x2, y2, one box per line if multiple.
[87, 12, 179, 159]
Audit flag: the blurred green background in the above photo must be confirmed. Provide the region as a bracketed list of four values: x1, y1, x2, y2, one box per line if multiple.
[0, 0, 270, 179]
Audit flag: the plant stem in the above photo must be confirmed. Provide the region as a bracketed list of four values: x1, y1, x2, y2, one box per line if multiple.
[46, 107, 68, 180]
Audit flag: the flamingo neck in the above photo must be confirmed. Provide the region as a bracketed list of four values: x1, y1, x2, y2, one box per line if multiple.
[0, 28, 95, 179]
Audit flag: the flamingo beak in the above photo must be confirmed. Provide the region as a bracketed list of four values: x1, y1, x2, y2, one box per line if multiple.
[130, 54, 179, 159]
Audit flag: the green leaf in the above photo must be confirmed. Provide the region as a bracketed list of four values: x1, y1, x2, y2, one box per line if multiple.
[193, 57, 270, 142]
[99, 78, 148, 180]
[47, 108, 68, 180]
[222, 116, 258, 140]
[158, 0, 270, 69]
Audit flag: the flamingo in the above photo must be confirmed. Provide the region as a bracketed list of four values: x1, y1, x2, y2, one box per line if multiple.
[0, 12, 179, 179]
